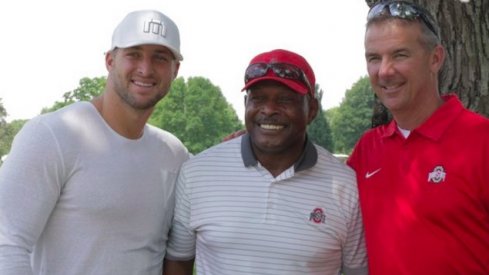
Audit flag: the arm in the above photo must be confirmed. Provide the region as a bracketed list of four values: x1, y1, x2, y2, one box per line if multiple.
[0, 119, 63, 274]
[341, 171, 369, 275]
[221, 129, 246, 142]
[164, 164, 197, 275]
[163, 258, 194, 275]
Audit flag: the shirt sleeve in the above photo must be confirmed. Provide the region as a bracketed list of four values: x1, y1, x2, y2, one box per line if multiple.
[165, 164, 196, 261]
[346, 140, 360, 173]
[340, 173, 368, 275]
[0, 119, 64, 274]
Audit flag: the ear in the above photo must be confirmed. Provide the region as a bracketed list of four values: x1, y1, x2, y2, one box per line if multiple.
[105, 51, 115, 71]
[173, 61, 180, 79]
[307, 97, 319, 125]
[430, 44, 445, 73]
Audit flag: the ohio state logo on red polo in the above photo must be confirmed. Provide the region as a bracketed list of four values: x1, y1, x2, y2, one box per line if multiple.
[309, 207, 326, 224]
[427, 165, 446, 183]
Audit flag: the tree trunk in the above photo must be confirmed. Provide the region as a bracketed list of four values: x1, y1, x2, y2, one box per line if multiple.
[366, 0, 489, 126]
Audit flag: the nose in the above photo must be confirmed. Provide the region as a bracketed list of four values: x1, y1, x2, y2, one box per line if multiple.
[260, 99, 280, 116]
[137, 57, 154, 76]
[378, 58, 395, 78]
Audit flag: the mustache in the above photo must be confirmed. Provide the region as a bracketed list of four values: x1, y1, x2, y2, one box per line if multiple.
[255, 117, 286, 125]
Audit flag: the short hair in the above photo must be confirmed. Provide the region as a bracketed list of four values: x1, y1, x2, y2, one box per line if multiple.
[366, 1, 441, 50]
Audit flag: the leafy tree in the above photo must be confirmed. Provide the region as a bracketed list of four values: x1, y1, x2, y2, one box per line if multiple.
[0, 99, 27, 162]
[7, 119, 27, 137]
[307, 86, 334, 151]
[149, 77, 243, 154]
[0, 99, 8, 160]
[330, 77, 375, 154]
[0, 119, 27, 159]
[42, 77, 106, 113]
[324, 106, 339, 126]
[0, 99, 6, 124]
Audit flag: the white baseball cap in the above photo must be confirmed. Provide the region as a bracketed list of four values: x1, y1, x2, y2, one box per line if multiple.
[111, 10, 183, 61]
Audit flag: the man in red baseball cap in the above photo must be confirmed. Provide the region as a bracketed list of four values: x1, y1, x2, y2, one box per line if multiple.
[241, 49, 318, 176]
[165, 49, 367, 275]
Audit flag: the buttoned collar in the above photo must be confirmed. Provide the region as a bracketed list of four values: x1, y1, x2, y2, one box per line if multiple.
[241, 133, 317, 172]
[382, 94, 463, 141]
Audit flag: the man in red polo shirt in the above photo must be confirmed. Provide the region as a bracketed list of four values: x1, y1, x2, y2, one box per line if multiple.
[348, 1, 489, 274]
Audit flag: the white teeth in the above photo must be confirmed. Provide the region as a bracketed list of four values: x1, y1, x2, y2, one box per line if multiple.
[381, 83, 401, 90]
[133, 81, 153, 87]
[260, 124, 283, 130]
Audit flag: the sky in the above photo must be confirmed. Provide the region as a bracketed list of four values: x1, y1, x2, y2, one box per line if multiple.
[0, 0, 369, 122]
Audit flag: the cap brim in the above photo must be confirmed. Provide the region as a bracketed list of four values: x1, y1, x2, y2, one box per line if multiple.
[241, 76, 308, 95]
[111, 40, 183, 61]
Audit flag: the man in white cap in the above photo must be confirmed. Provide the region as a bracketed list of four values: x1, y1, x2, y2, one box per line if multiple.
[0, 10, 189, 275]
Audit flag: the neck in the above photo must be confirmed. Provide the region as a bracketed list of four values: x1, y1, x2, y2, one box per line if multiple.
[253, 140, 305, 177]
[393, 94, 444, 130]
[92, 91, 152, 139]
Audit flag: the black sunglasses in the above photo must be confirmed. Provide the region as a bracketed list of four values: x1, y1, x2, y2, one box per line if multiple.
[244, 63, 313, 96]
[367, 1, 439, 39]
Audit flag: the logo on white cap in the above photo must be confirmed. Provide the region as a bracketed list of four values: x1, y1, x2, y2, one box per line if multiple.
[144, 19, 166, 38]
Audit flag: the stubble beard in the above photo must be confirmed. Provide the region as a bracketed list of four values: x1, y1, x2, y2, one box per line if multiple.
[114, 77, 168, 111]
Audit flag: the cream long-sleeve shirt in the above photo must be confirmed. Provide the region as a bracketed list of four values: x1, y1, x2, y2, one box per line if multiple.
[0, 102, 189, 275]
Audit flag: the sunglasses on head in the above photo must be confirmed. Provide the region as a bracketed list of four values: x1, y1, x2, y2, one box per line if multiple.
[367, 1, 439, 38]
[244, 63, 313, 96]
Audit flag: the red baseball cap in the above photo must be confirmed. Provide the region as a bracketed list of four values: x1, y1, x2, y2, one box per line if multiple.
[241, 49, 315, 97]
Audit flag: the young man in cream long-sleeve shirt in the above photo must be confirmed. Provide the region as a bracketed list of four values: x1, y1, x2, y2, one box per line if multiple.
[0, 10, 189, 275]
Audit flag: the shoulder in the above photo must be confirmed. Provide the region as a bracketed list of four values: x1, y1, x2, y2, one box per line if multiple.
[350, 123, 391, 157]
[454, 109, 489, 152]
[315, 145, 348, 166]
[346, 124, 390, 175]
[16, 102, 90, 139]
[444, 94, 489, 132]
[360, 123, 389, 141]
[4, 104, 93, 174]
[145, 124, 185, 145]
[39, 101, 93, 121]
[183, 137, 241, 167]
[144, 124, 190, 158]
[458, 108, 489, 130]
[25, 102, 96, 133]
[314, 145, 356, 183]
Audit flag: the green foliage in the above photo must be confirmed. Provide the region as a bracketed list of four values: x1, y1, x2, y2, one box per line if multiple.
[42, 77, 106, 113]
[0, 99, 28, 161]
[0, 119, 27, 159]
[1, 77, 105, 161]
[150, 77, 243, 154]
[0, 99, 8, 159]
[307, 87, 334, 151]
[330, 76, 375, 154]
[0, 99, 6, 120]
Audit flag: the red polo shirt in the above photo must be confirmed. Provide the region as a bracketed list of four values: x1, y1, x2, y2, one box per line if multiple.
[348, 94, 489, 274]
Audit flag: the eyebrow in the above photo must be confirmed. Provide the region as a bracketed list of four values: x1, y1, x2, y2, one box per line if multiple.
[123, 46, 175, 58]
[365, 45, 411, 56]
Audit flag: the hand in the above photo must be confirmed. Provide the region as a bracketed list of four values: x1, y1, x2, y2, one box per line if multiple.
[222, 129, 246, 142]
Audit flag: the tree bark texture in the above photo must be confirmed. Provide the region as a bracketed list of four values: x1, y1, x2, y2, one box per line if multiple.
[365, 0, 489, 126]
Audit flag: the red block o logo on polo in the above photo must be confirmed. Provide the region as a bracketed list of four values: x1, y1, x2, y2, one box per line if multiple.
[309, 207, 326, 224]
